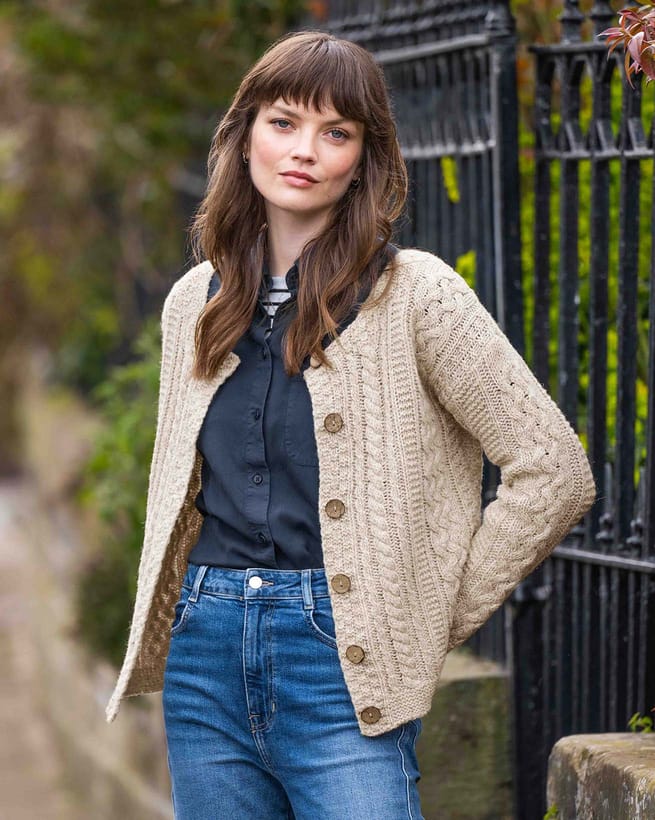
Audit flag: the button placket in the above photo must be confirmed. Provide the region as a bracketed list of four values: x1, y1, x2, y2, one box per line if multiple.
[317, 381, 367, 679]
[328, 573, 366, 665]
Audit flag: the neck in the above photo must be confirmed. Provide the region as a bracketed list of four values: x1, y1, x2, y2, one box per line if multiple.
[264, 209, 329, 278]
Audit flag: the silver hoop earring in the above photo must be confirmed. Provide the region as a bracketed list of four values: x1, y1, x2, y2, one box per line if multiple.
[351, 177, 360, 188]
[242, 151, 249, 166]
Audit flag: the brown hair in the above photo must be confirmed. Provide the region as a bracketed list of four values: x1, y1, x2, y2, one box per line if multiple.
[189, 29, 408, 379]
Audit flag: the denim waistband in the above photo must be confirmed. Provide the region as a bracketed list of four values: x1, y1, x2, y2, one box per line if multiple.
[183, 563, 331, 603]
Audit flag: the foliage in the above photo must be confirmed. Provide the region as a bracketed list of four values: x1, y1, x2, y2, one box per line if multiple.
[628, 709, 654, 731]
[73, 316, 161, 666]
[456, 249, 477, 291]
[441, 156, 461, 204]
[598, 2, 655, 87]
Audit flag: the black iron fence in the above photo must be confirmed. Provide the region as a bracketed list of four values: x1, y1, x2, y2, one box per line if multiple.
[308, 1, 655, 818]
[512, 1, 655, 814]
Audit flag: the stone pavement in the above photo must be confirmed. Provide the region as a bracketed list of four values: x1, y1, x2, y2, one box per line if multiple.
[0, 478, 83, 820]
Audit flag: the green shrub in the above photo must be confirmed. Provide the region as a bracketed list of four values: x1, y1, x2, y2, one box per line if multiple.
[72, 315, 161, 666]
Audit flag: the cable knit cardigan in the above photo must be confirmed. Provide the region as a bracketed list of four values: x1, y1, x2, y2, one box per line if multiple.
[105, 248, 596, 737]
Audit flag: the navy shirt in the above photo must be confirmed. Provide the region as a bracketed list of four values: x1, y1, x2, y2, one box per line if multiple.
[187, 244, 397, 570]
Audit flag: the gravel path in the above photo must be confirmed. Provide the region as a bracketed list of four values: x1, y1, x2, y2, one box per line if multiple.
[0, 478, 82, 820]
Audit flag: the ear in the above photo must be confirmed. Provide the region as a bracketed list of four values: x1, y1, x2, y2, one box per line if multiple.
[242, 129, 252, 160]
[353, 147, 364, 179]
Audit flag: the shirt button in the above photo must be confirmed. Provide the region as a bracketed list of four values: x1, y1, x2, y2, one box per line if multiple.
[324, 413, 343, 433]
[249, 576, 263, 589]
[331, 574, 351, 593]
[360, 706, 381, 724]
[257, 532, 267, 543]
[253, 408, 261, 419]
[346, 645, 365, 664]
[252, 473, 263, 485]
[325, 499, 345, 519]
[310, 355, 321, 368]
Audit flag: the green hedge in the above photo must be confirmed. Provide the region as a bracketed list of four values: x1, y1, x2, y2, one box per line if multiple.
[73, 317, 161, 667]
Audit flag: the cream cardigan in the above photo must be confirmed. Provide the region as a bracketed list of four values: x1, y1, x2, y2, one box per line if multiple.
[105, 248, 596, 737]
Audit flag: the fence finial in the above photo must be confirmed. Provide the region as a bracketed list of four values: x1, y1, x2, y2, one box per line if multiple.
[559, 0, 585, 43]
[484, 0, 515, 36]
[589, 0, 615, 39]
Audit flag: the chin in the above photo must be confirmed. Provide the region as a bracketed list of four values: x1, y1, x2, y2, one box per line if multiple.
[270, 196, 328, 215]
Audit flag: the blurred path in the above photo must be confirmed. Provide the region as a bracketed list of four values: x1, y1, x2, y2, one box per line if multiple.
[0, 478, 82, 820]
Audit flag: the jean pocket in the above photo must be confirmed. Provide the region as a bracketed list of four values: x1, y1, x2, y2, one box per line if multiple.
[303, 596, 338, 649]
[170, 585, 194, 636]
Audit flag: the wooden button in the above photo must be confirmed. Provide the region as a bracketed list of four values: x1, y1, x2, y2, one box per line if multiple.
[325, 499, 345, 519]
[346, 645, 365, 664]
[331, 574, 351, 593]
[310, 355, 321, 368]
[324, 413, 343, 433]
[360, 706, 381, 724]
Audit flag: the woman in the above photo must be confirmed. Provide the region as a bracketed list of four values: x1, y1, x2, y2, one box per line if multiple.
[105, 30, 596, 819]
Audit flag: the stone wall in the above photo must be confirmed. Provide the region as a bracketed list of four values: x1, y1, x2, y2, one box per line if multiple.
[547, 733, 655, 820]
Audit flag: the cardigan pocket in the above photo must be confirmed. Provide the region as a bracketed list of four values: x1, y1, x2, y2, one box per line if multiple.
[284, 374, 319, 467]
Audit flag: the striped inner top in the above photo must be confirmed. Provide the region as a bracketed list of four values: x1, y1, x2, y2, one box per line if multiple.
[261, 275, 291, 337]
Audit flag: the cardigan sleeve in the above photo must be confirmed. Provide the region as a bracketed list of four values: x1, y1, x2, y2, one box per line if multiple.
[413, 256, 597, 652]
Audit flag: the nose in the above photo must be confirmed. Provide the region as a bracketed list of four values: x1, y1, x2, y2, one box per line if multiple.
[290, 128, 318, 164]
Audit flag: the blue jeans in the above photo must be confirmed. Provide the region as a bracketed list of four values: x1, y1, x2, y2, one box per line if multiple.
[162, 563, 424, 819]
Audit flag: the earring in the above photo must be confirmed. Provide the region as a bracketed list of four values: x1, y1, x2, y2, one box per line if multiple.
[242, 151, 249, 166]
[351, 177, 360, 188]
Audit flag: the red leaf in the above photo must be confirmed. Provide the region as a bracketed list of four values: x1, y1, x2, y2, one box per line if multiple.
[640, 44, 655, 78]
[598, 26, 624, 39]
[628, 30, 645, 61]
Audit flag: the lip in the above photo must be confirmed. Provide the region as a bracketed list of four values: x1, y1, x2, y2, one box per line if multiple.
[280, 171, 319, 183]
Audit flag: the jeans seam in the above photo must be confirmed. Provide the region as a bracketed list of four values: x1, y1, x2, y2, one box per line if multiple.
[396, 722, 417, 820]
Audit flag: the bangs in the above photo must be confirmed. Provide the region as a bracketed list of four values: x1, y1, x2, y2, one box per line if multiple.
[250, 38, 372, 124]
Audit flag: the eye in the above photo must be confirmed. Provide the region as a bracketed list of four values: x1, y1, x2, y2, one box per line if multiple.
[271, 118, 292, 130]
[328, 128, 348, 141]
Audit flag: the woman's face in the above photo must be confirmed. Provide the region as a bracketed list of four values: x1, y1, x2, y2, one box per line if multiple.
[245, 97, 364, 231]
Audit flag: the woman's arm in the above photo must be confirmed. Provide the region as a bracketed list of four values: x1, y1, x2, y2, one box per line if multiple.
[413, 257, 597, 651]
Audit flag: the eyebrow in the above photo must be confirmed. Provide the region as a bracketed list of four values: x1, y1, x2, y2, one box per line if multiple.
[267, 104, 356, 127]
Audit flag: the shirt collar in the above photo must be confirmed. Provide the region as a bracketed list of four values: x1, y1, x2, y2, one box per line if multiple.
[261, 257, 300, 297]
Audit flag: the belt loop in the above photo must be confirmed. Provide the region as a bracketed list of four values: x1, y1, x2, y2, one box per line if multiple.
[189, 564, 208, 603]
[301, 569, 313, 611]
